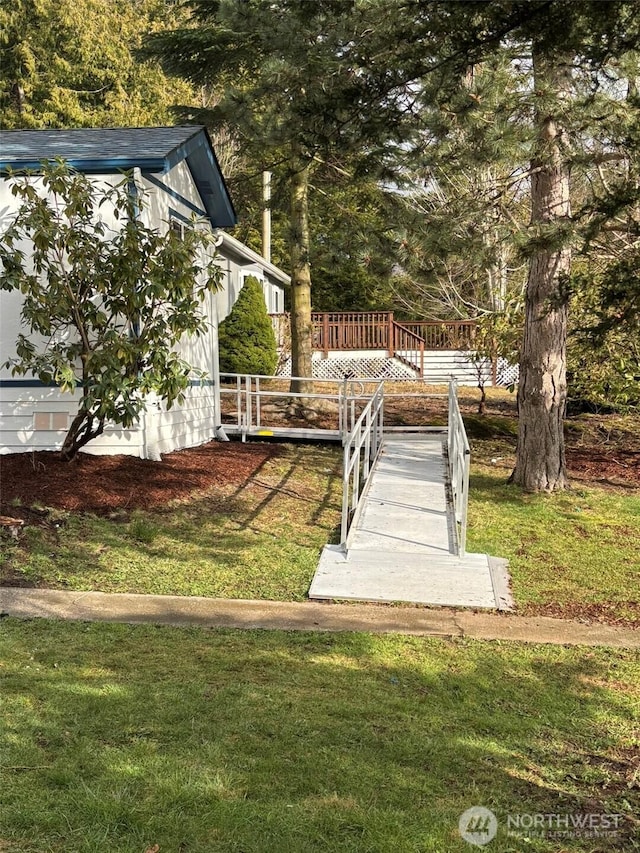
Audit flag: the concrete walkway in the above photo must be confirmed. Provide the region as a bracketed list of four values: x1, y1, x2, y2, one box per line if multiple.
[1, 588, 638, 649]
[310, 434, 513, 609]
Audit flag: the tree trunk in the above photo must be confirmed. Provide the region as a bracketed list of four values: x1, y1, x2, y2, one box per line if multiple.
[289, 155, 314, 395]
[60, 409, 105, 461]
[510, 49, 571, 492]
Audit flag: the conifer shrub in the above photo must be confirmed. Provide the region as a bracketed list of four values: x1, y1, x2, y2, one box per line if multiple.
[218, 276, 278, 375]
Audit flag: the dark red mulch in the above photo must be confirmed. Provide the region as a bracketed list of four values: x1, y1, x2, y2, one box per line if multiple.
[0, 441, 282, 515]
[1, 438, 637, 518]
[565, 448, 640, 488]
[521, 601, 640, 629]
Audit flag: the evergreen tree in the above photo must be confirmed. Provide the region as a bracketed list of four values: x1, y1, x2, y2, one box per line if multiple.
[145, 0, 423, 392]
[0, 0, 194, 128]
[399, 1, 640, 490]
[567, 273, 640, 412]
[218, 276, 278, 376]
[308, 168, 400, 312]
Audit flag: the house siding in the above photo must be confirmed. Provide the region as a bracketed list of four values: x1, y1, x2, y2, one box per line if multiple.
[0, 384, 143, 455]
[1, 153, 288, 458]
[143, 385, 217, 457]
[0, 167, 219, 458]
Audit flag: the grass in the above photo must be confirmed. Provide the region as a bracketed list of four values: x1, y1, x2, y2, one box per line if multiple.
[0, 444, 343, 601]
[1, 409, 638, 622]
[467, 464, 640, 622]
[465, 414, 640, 624]
[1, 619, 638, 852]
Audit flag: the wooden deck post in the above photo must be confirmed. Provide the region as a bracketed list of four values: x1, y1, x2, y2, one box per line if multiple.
[387, 312, 394, 357]
[322, 313, 329, 358]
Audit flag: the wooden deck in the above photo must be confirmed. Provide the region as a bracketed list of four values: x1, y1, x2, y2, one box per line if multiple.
[270, 313, 483, 380]
[310, 434, 513, 610]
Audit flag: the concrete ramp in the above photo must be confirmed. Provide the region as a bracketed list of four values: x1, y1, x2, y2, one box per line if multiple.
[309, 435, 512, 610]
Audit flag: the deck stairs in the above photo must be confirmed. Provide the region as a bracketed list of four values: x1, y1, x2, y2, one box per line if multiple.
[269, 312, 515, 384]
[270, 312, 480, 381]
[309, 434, 513, 610]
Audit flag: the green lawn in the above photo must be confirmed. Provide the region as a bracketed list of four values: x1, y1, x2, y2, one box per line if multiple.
[0, 444, 343, 601]
[1, 619, 638, 852]
[465, 412, 640, 625]
[1, 430, 638, 622]
[467, 463, 640, 623]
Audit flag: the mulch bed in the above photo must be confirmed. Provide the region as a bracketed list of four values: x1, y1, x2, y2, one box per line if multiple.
[0, 442, 282, 515]
[1, 433, 637, 520]
[565, 448, 640, 488]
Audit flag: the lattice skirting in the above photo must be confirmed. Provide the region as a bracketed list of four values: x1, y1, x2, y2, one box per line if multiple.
[496, 358, 519, 387]
[276, 353, 519, 385]
[277, 355, 418, 381]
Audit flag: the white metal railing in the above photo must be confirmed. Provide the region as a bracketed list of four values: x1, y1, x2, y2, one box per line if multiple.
[218, 373, 369, 441]
[340, 381, 385, 548]
[447, 380, 471, 556]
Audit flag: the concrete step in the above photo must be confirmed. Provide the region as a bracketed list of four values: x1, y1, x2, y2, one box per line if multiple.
[310, 546, 512, 610]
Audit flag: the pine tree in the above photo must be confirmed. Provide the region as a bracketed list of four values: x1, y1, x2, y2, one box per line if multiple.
[144, 0, 424, 392]
[397, 1, 640, 490]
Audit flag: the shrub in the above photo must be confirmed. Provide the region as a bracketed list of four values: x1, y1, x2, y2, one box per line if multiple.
[218, 276, 278, 375]
[567, 329, 640, 413]
[0, 162, 221, 461]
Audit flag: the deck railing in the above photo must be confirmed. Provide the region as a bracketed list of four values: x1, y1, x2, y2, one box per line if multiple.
[399, 320, 477, 351]
[316, 311, 392, 352]
[341, 380, 385, 548]
[392, 321, 425, 377]
[447, 380, 471, 556]
[270, 313, 478, 374]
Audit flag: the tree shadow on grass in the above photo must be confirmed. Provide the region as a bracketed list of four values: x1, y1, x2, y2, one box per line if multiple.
[218, 446, 342, 531]
[1, 621, 637, 852]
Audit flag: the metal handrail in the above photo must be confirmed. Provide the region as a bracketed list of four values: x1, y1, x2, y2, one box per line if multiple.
[447, 380, 470, 556]
[218, 373, 367, 439]
[340, 381, 385, 549]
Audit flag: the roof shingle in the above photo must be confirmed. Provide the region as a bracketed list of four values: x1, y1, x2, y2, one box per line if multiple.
[0, 126, 202, 166]
[0, 125, 236, 229]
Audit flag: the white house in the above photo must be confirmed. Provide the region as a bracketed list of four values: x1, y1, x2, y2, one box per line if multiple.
[0, 126, 289, 457]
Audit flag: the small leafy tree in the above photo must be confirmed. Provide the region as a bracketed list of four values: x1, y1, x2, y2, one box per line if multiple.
[467, 308, 523, 414]
[0, 161, 221, 460]
[218, 276, 277, 376]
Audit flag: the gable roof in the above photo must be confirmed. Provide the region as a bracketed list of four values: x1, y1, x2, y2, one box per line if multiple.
[0, 125, 236, 229]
